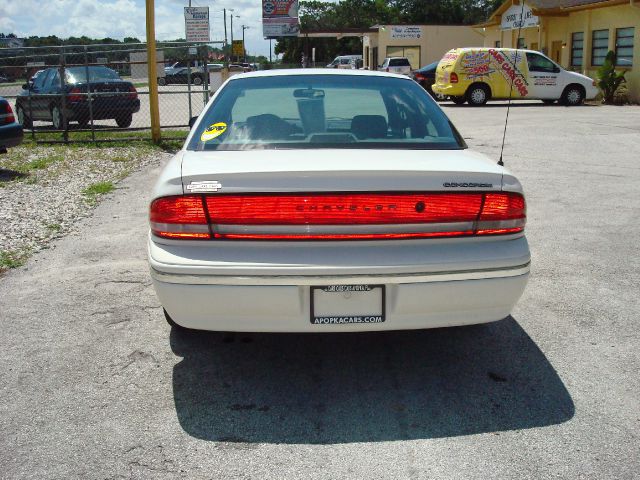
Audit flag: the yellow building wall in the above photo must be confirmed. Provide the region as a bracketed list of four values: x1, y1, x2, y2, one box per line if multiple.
[483, 3, 640, 102]
[363, 25, 484, 69]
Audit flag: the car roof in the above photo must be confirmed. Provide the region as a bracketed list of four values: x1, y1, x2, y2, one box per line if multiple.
[417, 61, 438, 72]
[454, 47, 541, 55]
[229, 68, 411, 81]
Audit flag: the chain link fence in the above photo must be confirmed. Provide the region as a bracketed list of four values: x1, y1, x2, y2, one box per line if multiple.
[0, 41, 252, 143]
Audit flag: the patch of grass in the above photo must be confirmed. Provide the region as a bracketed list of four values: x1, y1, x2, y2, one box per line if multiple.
[0, 249, 29, 272]
[27, 129, 187, 149]
[24, 154, 65, 171]
[111, 155, 130, 163]
[82, 181, 115, 197]
[46, 223, 62, 232]
[0, 149, 67, 186]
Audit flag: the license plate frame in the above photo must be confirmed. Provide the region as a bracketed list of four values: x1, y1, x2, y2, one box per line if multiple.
[310, 284, 386, 325]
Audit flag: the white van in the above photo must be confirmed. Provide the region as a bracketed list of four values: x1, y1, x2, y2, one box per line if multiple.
[433, 48, 599, 105]
[326, 55, 363, 69]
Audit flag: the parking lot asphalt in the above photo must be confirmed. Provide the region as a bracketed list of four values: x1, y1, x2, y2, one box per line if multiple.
[1, 102, 639, 479]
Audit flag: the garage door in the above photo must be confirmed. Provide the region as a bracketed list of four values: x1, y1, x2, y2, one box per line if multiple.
[386, 46, 421, 69]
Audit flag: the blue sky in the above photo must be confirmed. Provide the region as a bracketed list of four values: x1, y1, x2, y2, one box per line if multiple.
[0, 0, 316, 57]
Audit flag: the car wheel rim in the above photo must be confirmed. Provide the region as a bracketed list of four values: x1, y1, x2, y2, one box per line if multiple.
[53, 107, 61, 129]
[567, 90, 580, 104]
[471, 89, 485, 104]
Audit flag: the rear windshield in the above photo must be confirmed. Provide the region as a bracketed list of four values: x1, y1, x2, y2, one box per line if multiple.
[65, 66, 121, 83]
[390, 58, 410, 67]
[187, 75, 465, 151]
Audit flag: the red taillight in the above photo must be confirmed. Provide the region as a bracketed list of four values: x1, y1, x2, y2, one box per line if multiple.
[150, 192, 525, 240]
[68, 87, 84, 102]
[0, 102, 15, 125]
[385, 67, 390, 72]
[127, 85, 138, 100]
[414, 74, 425, 81]
[204, 193, 483, 225]
[476, 192, 526, 235]
[450, 72, 459, 83]
[149, 195, 210, 239]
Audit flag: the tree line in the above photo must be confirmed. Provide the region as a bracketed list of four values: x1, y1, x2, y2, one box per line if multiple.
[276, 0, 503, 64]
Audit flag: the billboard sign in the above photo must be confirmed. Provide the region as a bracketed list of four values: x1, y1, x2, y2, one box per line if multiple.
[232, 40, 244, 56]
[390, 26, 422, 40]
[262, 1, 299, 38]
[500, 3, 539, 30]
[184, 7, 210, 42]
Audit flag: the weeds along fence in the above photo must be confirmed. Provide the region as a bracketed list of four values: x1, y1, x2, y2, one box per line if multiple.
[0, 41, 241, 143]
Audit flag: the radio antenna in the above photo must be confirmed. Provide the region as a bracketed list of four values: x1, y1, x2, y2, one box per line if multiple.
[498, 0, 527, 166]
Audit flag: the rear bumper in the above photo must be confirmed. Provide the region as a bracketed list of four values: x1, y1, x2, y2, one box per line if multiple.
[65, 99, 140, 119]
[0, 122, 24, 150]
[149, 234, 530, 332]
[151, 269, 529, 332]
[432, 83, 465, 97]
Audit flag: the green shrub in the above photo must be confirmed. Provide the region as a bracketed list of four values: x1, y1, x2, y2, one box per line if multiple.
[597, 51, 626, 104]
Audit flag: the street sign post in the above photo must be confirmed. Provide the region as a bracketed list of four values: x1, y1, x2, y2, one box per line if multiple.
[184, 7, 210, 42]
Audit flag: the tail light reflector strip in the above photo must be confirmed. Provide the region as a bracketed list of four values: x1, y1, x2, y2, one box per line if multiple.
[149, 192, 525, 240]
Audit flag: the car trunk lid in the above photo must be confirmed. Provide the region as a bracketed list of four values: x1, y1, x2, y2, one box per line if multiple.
[145, 149, 526, 241]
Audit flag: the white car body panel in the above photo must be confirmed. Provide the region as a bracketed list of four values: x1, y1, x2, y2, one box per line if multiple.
[148, 69, 530, 332]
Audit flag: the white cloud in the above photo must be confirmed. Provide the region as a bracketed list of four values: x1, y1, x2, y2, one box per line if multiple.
[0, 0, 285, 56]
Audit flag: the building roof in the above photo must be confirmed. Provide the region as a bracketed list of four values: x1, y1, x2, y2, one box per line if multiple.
[477, 0, 629, 27]
[522, 0, 609, 7]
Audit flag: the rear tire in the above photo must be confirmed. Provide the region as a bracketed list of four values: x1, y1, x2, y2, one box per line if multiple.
[51, 105, 64, 130]
[115, 113, 132, 128]
[451, 95, 466, 105]
[16, 105, 32, 128]
[466, 84, 489, 106]
[192, 76, 203, 86]
[158, 77, 167, 86]
[562, 85, 584, 106]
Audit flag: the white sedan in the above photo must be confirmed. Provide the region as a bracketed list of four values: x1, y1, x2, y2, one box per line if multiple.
[148, 69, 530, 332]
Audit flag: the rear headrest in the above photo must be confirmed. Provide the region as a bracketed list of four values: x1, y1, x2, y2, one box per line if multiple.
[246, 114, 296, 140]
[350, 115, 387, 140]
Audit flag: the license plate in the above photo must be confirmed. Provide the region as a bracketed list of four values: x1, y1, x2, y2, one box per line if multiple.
[310, 285, 385, 325]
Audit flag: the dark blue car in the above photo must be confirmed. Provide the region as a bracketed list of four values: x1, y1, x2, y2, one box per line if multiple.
[0, 96, 23, 153]
[410, 61, 447, 101]
[15, 66, 140, 129]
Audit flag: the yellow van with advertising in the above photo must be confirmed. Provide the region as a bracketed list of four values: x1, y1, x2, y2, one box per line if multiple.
[432, 48, 598, 106]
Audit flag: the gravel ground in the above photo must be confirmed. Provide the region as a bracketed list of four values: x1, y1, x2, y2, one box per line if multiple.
[0, 142, 172, 268]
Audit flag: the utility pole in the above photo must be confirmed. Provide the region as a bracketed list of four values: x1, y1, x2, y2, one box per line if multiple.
[229, 9, 234, 64]
[223, 8, 228, 60]
[241, 25, 250, 63]
[145, 0, 160, 142]
[222, 8, 229, 82]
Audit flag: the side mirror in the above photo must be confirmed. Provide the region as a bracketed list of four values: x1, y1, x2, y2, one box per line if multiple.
[188, 116, 198, 129]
